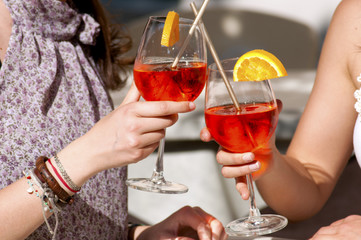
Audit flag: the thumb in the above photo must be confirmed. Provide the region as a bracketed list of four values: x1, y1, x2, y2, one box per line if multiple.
[121, 82, 141, 105]
[200, 127, 213, 142]
[276, 99, 283, 114]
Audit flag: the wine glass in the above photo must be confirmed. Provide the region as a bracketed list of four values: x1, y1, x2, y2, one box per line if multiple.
[205, 58, 288, 236]
[126, 16, 207, 194]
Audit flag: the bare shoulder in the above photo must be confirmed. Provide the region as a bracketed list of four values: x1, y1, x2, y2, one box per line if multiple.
[331, 0, 361, 38]
[325, 0, 361, 87]
[331, 0, 361, 32]
[337, 0, 361, 10]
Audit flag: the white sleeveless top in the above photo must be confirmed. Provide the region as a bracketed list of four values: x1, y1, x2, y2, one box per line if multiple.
[353, 74, 361, 167]
[353, 115, 361, 167]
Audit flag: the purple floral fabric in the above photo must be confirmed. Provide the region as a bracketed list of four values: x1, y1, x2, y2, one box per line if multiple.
[0, 0, 128, 239]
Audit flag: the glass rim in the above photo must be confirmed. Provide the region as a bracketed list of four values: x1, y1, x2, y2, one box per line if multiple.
[208, 58, 240, 73]
[148, 16, 195, 25]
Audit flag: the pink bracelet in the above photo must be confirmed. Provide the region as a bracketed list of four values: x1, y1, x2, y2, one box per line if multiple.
[48, 158, 79, 193]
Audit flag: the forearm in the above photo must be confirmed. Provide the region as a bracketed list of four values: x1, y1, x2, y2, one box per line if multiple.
[0, 177, 50, 239]
[0, 95, 197, 238]
[51, 135, 101, 191]
[0, 135, 96, 239]
[256, 149, 329, 221]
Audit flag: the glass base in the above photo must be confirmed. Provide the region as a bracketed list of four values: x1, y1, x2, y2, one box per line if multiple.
[126, 178, 188, 194]
[226, 214, 288, 237]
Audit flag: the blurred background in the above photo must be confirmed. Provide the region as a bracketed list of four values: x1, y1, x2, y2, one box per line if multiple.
[100, 1, 361, 239]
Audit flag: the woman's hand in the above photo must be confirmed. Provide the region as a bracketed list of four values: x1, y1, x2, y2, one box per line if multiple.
[90, 83, 195, 167]
[200, 100, 283, 200]
[136, 206, 227, 240]
[310, 215, 361, 240]
[59, 83, 196, 185]
[201, 128, 257, 200]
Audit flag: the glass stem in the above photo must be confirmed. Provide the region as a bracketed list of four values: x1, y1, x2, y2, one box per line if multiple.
[246, 174, 262, 222]
[150, 137, 167, 185]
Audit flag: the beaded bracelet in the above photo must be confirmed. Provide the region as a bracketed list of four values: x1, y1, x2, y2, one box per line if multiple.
[24, 170, 42, 199]
[35, 156, 74, 205]
[23, 169, 60, 240]
[49, 154, 81, 193]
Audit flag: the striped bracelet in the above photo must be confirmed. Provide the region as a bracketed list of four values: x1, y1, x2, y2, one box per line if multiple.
[53, 153, 81, 192]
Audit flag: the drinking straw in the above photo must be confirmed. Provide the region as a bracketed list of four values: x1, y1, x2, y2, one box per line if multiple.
[190, 2, 241, 111]
[191, 2, 257, 147]
[191, 3, 259, 215]
[171, 0, 210, 68]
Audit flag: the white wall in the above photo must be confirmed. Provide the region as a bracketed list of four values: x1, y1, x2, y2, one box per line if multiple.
[178, 0, 341, 34]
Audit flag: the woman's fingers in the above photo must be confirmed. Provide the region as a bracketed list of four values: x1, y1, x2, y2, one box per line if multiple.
[215, 149, 257, 199]
[216, 150, 255, 166]
[175, 206, 212, 238]
[235, 176, 250, 200]
[172, 206, 226, 240]
[120, 101, 195, 138]
[140, 206, 226, 240]
[310, 215, 361, 240]
[121, 83, 196, 117]
[221, 162, 260, 178]
[216, 150, 259, 177]
[276, 99, 283, 113]
[115, 97, 196, 148]
[121, 82, 141, 105]
[132, 100, 196, 118]
[192, 207, 227, 240]
[200, 127, 213, 142]
[125, 130, 165, 149]
[122, 113, 178, 137]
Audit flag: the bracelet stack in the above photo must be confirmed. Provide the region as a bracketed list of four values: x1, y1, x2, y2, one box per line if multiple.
[24, 155, 80, 240]
[35, 156, 74, 204]
[50, 154, 81, 193]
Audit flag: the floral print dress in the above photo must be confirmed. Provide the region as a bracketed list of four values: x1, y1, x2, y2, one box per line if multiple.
[0, 0, 128, 239]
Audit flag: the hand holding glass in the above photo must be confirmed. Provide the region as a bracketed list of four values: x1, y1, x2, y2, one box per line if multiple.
[205, 58, 287, 236]
[126, 16, 207, 194]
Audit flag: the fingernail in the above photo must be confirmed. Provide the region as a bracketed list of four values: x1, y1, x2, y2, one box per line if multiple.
[199, 223, 212, 240]
[249, 161, 260, 171]
[201, 131, 210, 141]
[242, 192, 249, 200]
[242, 152, 254, 162]
[189, 102, 196, 110]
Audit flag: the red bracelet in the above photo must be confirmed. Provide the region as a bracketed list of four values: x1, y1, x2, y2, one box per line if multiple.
[48, 158, 79, 193]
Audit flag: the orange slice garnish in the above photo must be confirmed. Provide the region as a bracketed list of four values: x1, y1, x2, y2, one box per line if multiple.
[233, 49, 287, 81]
[161, 11, 179, 47]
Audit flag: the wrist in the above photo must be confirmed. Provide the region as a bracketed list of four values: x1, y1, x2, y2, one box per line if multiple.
[55, 135, 100, 188]
[45, 155, 81, 196]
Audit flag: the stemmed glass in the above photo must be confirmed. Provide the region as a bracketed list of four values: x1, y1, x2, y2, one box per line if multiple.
[126, 16, 207, 194]
[205, 58, 288, 236]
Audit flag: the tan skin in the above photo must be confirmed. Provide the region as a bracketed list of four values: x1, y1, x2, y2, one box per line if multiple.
[0, 1, 227, 239]
[201, 0, 361, 238]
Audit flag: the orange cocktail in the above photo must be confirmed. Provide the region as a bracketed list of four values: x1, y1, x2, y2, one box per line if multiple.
[134, 61, 207, 101]
[126, 13, 207, 194]
[205, 54, 287, 236]
[205, 102, 278, 175]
